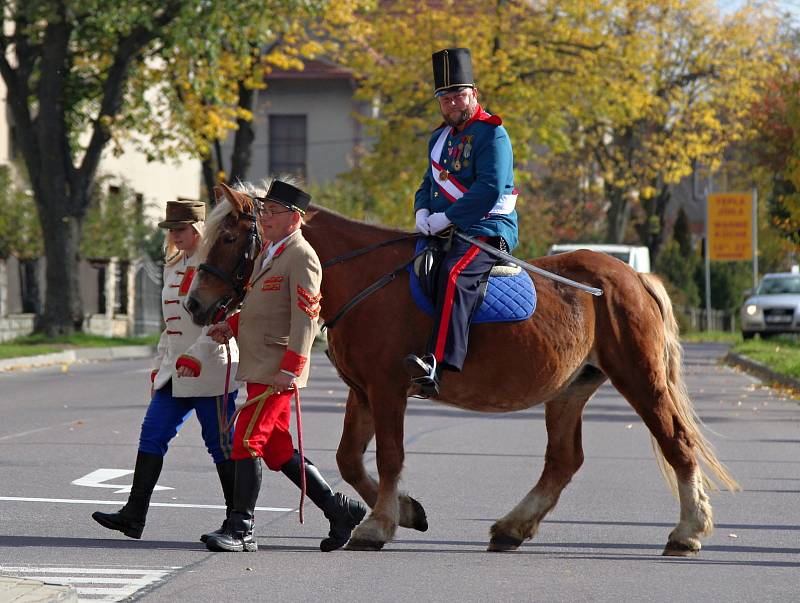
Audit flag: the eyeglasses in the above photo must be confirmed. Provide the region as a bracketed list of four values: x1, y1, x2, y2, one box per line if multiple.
[252, 200, 294, 217]
[262, 207, 293, 216]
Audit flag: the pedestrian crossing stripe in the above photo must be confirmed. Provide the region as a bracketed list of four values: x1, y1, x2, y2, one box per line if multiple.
[0, 565, 178, 602]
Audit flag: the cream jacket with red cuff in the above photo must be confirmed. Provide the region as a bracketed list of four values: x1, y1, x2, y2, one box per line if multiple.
[232, 229, 321, 388]
[152, 251, 240, 397]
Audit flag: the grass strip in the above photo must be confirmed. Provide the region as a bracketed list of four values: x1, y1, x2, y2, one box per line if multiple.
[0, 332, 159, 360]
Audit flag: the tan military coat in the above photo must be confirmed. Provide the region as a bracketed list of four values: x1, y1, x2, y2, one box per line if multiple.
[233, 229, 322, 388]
[153, 252, 240, 397]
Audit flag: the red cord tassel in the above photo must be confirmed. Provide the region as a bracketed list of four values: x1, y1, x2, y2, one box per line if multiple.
[293, 384, 306, 524]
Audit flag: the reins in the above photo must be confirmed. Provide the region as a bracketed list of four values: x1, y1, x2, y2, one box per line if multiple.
[321, 234, 419, 269]
[220, 352, 307, 524]
[211, 206, 307, 523]
[320, 234, 424, 331]
[198, 210, 261, 300]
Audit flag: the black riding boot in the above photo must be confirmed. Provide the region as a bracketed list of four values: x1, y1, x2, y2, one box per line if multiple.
[403, 353, 441, 397]
[281, 451, 367, 552]
[200, 459, 236, 543]
[205, 457, 262, 552]
[92, 451, 163, 539]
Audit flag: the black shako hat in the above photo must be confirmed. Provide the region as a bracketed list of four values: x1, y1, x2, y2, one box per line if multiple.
[260, 179, 311, 215]
[432, 48, 475, 97]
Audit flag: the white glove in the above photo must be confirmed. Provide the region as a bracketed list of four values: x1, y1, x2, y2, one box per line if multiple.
[415, 209, 431, 234]
[426, 212, 452, 234]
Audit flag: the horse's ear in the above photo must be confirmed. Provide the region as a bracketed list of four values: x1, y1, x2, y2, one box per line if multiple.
[216, 182, 244, 213]
[303, 207, 319, 222]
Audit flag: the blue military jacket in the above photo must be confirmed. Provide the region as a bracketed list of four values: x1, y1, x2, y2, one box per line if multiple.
[414, 105, 519, 250]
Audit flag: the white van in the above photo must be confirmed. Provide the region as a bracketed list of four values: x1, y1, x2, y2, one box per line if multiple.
[547, 244, 651, 273]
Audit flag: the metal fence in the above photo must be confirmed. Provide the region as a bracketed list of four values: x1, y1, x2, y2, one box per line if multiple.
[133, 256, 163, 336]
[675, 305, 736, 332]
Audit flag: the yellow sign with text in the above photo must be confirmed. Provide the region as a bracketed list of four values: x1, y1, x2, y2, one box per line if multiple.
[707, 192, 753, 261]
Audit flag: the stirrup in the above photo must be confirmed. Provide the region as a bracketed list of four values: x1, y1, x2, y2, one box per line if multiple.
[411, 374, 440, 398]
[403, 354, 436, 379]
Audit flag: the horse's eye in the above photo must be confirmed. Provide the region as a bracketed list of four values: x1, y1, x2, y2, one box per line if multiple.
[223, 234, 238, 244]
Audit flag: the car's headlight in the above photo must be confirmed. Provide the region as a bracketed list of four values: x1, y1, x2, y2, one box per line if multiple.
[745, 304, 758, 316]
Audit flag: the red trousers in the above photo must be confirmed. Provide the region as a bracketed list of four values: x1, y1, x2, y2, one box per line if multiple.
[231, 382, 295, 470]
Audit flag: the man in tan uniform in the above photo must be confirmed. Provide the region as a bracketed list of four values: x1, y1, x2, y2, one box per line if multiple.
[203, 180, 366, 553]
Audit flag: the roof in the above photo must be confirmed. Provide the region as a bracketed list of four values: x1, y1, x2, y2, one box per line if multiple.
[763, 272, 800, 279]
[266, 59, 354, 81]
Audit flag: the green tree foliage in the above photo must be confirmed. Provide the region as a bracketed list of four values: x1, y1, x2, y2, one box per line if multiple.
[656, 208, 700, 306]
[696, 261, 752, 313]
[125, 0, 332, 201]
[0, 0, 328, 335]
[0, 165, 42, 260]
[80, 178, 150, 261]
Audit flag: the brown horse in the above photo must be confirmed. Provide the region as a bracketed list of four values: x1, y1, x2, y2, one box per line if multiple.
[187, 182, 739, 556]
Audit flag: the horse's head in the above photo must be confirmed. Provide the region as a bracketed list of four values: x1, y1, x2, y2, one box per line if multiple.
[185, 182, 263, 326]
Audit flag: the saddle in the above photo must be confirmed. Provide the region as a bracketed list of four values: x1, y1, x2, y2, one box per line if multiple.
[409, 237, 536, 324]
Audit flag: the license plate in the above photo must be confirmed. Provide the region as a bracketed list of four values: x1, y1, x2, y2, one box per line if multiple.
[765, 315, 793, 323]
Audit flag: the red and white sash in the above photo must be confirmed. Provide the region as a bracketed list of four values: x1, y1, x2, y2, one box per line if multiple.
[430, 127, 517, 214]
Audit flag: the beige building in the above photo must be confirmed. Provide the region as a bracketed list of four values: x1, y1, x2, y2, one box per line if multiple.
[224, 59, 369, 185]
[0, 58, 370, 341]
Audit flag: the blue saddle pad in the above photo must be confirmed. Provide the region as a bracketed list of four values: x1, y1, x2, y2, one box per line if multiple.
[408, 244, 536, 324]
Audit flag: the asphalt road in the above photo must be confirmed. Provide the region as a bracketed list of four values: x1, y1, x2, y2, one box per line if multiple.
[0, 343, 797, 602]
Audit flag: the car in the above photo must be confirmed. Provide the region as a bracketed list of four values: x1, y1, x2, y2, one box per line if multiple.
[740, 272, 800, 339]
[547, 244, 651, 273]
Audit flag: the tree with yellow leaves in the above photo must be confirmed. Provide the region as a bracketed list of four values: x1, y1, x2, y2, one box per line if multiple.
[564, 0, 784, 259]
[322, 0, 784, 261]
[124, 0, 329, 203]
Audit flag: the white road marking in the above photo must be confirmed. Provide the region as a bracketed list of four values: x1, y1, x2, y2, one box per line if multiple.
[72, 468, 173, 494]
[0, 421, 78, 441]
[0, 496, 292, 512]
[0, 567, 179, 574]
[0, 565, 177, 603]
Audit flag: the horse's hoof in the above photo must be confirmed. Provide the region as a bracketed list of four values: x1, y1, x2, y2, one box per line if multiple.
[487, 533, 523, 552]
[409, 497, 428, 532]
[662, 541, 700, 557]
[345, 538, 385, 551]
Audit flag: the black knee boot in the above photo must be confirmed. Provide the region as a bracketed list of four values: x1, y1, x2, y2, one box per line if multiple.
[200, 459, 236, 543]
[92, 451, 163, 539]
[205, 457, 262, 552]
[281, 451, 367, 552]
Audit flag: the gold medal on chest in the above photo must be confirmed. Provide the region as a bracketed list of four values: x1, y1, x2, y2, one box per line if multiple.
[438, 169, 449, 182]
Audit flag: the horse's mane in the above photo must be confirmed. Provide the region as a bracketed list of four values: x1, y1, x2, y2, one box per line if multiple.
[198, 178, 412, 263]
[196, 199, 234, 263]
[196, 181, 271, 263]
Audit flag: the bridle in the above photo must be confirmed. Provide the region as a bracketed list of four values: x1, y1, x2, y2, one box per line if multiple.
[197, 208, 262, 321]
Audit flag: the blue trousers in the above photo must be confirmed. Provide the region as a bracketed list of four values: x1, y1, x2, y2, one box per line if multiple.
[138, 380, 236, 464]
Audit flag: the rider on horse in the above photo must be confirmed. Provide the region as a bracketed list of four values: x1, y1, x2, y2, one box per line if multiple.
[404, 47, 519, 397]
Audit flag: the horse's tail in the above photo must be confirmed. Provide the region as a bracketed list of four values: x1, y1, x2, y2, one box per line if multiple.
[638, 273, 741, 495]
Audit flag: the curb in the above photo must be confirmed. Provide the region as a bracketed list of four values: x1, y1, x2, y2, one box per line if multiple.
[724, 351, 800, 392]
[0, 576, 77, 602]
[0, 345, 155, 372]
